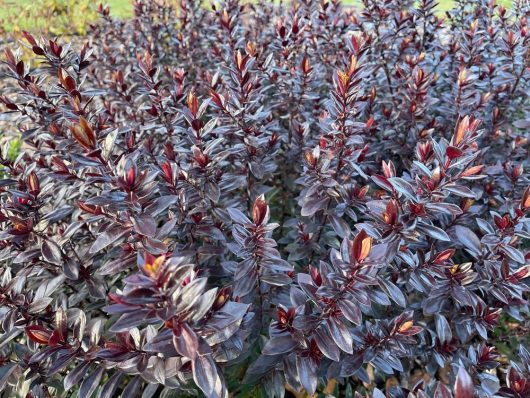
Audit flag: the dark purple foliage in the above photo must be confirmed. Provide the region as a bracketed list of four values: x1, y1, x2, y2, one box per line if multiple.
[0, 0, 529, 397]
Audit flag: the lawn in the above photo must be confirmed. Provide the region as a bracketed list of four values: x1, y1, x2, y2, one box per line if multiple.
[0, 0, 132, 33]
[107, 0, 512, 15]
[0, 0, 513, 27]
[104, 0, 134, 17]
[344, 0, 511, 12]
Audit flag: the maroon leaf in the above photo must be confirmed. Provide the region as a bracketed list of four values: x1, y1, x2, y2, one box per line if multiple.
[351, 229, 372, 263]
[252, 195, 268, 225]
[25, 325, 52, 345]
[446, 146, 463, 160]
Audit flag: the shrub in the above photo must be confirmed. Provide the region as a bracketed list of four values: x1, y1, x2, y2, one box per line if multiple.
[0, 0, 529, 397]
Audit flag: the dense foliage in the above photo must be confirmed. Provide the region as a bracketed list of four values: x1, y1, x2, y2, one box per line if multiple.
[0, 0, 529, 397]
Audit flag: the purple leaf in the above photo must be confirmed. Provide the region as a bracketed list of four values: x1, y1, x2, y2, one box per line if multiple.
[262, 335, 298, 355]
[388, 177, 417, 201]
[434, 382, 453, 398]
[327, 317, 353, 354]
[435, 314, 452, 343]
[109, 309, 151, 332]
[313, 327, 341, 362]
[455, 367, 474, 398]
[41, 240, 62, 265]
[500, 244, 525, 264]
[443, 184, 476, 199]
[98, 371, 124, 398]
[301, 197, 329, 217]
[192, 355, 220, 397]
[132, 213, 157, 237]
[121, 376, 141, 397]
[296, 356, 317, 395]
[417, 222, 451, 242]
[329, 214, 351, 238]
[452, 225, 481, 257]
[89, 225, 130, 253]
[379, 279, 407, 307]
[337, 299, 362, 325]
[227, 207, 251, 225]
[173, 323, 199, 359]
[79, 367, 105, 398]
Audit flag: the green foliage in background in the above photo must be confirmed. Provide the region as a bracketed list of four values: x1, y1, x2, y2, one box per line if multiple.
[0, 0, 515, 31]
[0, 0, 142, 34]
[0, 137, 21, 179]
[6, 138, 20, 161]
[345, 0, 512, 12]
[0, 0, 99, 35]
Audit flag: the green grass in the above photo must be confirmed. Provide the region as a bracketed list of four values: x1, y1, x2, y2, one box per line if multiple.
[0, 0, 514, 27]
[0, 0, 132, 32]
[104, 0, 134, 18]
[343, 0, 511, 12]
[107, 0, 512, 15]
